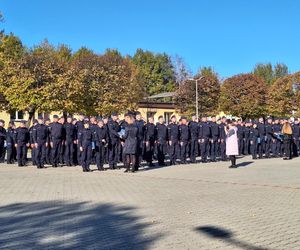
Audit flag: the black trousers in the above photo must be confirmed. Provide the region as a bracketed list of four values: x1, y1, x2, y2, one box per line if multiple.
[238, 138, 244, 155]
[35, 143, 47, 166]
[220, 140, 226, 160]
[125, 154, 136, 172]
[257, 138, 265, 158]
[95, 144, 104, 169]
[265, 137, 272, 157]
[65, 141, 74, 165]
[169, 141, 179, 164]
[31, 145, 37, 165]
[0, 140, 5, 162]
[210, 140, 219, 161]
[6, 144, 15, 163]
[157, 142, 166, 165]
[81, 144, 92, 170]
[244, 138, 250, 155]
[52, 139, 62, 166]
[180, 141, 189, 163]
[250, 140, 258, 158]
[283, 138, 292, 159]
[189, 139, 198, 163]
[108, 141, 119, 168]
[229, 155, 236, 166]
[200, 138, 209, 162]
[144, 140, 155, 164]
[17, 144, 27, 166]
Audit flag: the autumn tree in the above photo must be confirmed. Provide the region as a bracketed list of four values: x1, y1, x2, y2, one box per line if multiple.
[132, 49, 175, 96]
[253, 63, 288, 85]
[219, 74, 267, 119]
[175, 69, 220, 117]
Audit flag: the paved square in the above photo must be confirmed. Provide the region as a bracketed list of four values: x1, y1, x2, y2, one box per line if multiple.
[0, 157, 299, 250]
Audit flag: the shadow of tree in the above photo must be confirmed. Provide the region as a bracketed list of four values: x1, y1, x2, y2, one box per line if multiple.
[195, 225, 268, 250]
[0, 201, 162, 249]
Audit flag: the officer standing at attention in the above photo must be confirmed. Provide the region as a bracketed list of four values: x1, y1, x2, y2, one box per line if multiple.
[33, 115, 49, 168]
[0, 119, 6, 163]
[44, 118, 52, 165]
[236, 119, 245, 155]
[198, 116, 211, 163]
[250, 122, 259, 159]
[179, 117, 190, 164]
[49, 115, 64, 168]
[265, 117, 274, 158]
[79, 120, 93, 172]
[76, 113, 85, 165]
[168, 115, 179, 165]
[6, 121, 16, 164]
[257, 117, 266, 159]
[94, 119, 107, 171]
[14, 120, 29, 167]
[272, 118, 282, 157]
[156, 116, 168, 166]
[64, 115, 76, 166]
[29, 120, 38, 165]
[210, 116, 220, 162]
[243, 120, 251, 155]
[144, 116, 156, 167]
[135, 112, 145, 171]
[107, 112, 121, 170]
[292, 118, 300, 157]
[219, 117, 227, 161]
[188, 114, 199, 163]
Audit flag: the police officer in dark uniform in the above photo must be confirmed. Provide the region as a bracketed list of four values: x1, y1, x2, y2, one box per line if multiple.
[45, 118, 52, 165]
[292, 118, 300, 157]
[58, 116, 66, 165]
[94, 119, 107, 171]
[156, 116, 168, 166]
[64, 115, 76, 166]
[198, 116, 211, 163]
[135, 112, 145, 171]
[179, 116, 190, 164]
[79, 120, 94, 172]
[29, 119, 38, 165]
[243, 120, 251, 155]
[0, 119, 6, 163]
[168, 115, 179, 165]
[210, 116, 219, 162]
[33, 115, 49, 168]
[144, 116, 156, 167]
[14, 120, 29, 167]
[219, 117, 227, 161]
[76, 113, 85, 165]
[236, 119, 245, 155]
[6, 121, 16, 164]
[188, 114, 199, 163]
[272, 118, 282, 157]
[250, 122, 259, 159]
[107, 112, 121, 169]
[49, 115, 64, 167]
[265, 117, 274, 158]
[257, 117, 266, 159]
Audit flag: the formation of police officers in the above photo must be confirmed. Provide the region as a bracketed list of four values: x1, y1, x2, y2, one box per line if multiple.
[0, 113, 299, 172]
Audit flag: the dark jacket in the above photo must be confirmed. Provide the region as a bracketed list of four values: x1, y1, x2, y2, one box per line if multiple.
[94, 126, 107, 146]
[33, 124, 49, 144]
[123, 124, 138, 155]
[14, 127, 30, 145]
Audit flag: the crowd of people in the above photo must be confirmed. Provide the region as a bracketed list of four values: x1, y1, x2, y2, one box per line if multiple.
[0, 112, 297, 172]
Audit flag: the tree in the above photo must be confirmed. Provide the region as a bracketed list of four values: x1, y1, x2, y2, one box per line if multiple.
[132, 49, 175, 96]
[172, 55, 191, 85]
[253, 63, 288, 85]
[219, 74, 267, 119]
[175, 71, 220, 117]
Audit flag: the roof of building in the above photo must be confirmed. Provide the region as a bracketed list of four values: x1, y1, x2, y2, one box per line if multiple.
[144, 92, 176, 99]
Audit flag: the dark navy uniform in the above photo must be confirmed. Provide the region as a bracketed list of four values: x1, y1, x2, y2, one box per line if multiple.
[29, 124, 37, 165]
[0, 125, 6, 163]
[6, 126, 16, 164]
[76, 119, 84, 164]
[107, 119, 121, 169]
[49, 121, 64, 167]
[210, 121, 220, 162]
[33, 123, 49, 168]
[292, 122, 300, 157]
[14, 126, 29, 166]
[236, 124, 245, 155]
[135, 119, 145, 170]
[123, 123, 138, 172]
[188, 121, 199, 163]
[198, 122, 211, 163]
[144, 122, 156, 166]
[155, 123, 168, 166]
[179, 124, 190, 164]
[78, 126, 94, 172]
[64, 122, 76, 166]
[219, 122, 227, 161]
[94, 126, 107, 170]
[243, 124, 251, 155]
[265, 122, 273, 157]
[167, 123, 179, 165]
[272, 123, 282, 157]
[250, 126, 259, 159]
[257, 122, 266, 158]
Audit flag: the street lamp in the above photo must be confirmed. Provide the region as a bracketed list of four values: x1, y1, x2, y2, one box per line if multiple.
[188, 76, 205, 120]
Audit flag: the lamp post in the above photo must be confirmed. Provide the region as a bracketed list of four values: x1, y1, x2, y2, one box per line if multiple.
[188, 76, 204, 120]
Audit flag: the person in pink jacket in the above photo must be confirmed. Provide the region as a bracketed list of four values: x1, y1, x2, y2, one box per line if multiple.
[225, 120, 239, 168]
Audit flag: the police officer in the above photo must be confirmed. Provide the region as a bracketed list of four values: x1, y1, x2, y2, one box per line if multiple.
[210, 116, 219, 162]
[29, 119, 38, 165]
[156, 116, 168, 166]
[49, 115, 64, 167]
[135, 112, 145, 171]
[188, 114, 199, 163]
[236, 119, 245, 155]
[64, 115, 76, 166]
[179, 117, 190, 164]
[0, 119, 6, 163]
[107, 112, 121, 169]
[198, 116, 211, 163]
[272, 118, 282, 157]
[243, 120, 251, 155]
[292, 118, 300, 157]
[144, 116, 156, 167]
[168, 115, 179, 165]
[94, 119, 107, 171]
[45, 118, 52, 165]
[76, 113, 85, 165]
[257, 117, 266, 159]
[250, 122, 259, 159]
[219, 117, 227, 161]
[14, 120, 29, 167]
[79, 120, 93, 172]
[6, 121, 16, 164]
[265, 117, 274, 158]
[58, 116, 66, 165]
[33, 115, 49, 168]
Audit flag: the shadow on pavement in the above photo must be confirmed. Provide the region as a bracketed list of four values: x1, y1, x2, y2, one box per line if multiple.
[195, 225, 267, 250]
[0, 201, 162, 249]
[236, 161, 254, 168]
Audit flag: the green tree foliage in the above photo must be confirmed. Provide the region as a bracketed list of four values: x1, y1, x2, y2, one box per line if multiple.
[175, 70, 220, 117]
[253, 63, 288, 85]
[219, 74, 267, 119]
[132, 49, 175, 96]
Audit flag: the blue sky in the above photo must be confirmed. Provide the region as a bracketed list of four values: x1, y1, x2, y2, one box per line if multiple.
[1, 0, 299, 77]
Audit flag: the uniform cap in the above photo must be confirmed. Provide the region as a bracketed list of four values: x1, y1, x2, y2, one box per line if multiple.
[38, 115, 43, 120]
[53, 115, 59, 119]
[111, 112, 118, 116]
